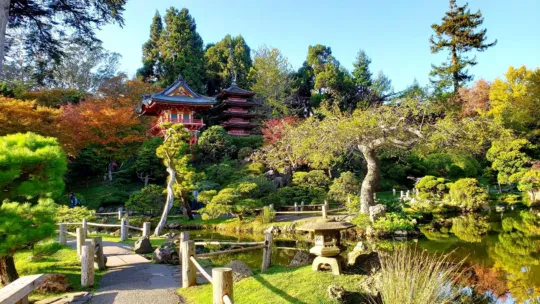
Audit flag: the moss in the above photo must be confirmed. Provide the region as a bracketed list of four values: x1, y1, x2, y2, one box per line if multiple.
[178, 265, 367, 304]
[14, 240, 105, 301]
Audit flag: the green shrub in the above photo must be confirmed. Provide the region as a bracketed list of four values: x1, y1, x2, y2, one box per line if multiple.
[518, 168, 540, 206]
[328, 171, 360, 203]
[415, 175, 449, 200]
[256, 206, 275, 224]
[204, 161, 241, 186]
[264, 186, 326, 207]
[242, 162, 266, 175]
[448, 178, 489, 211]
[373, 213, 415, 233]
[423, 153, 481, 178]
[292, 170, 330, 189]
[198, 126, 236, 162]
[238, 175, 276, 198]
[450, 214, 489, 243]
[229, 135, 264, 150]
[125, 184, 165, 216]
[237, 147, 254, 160]
[55, 205, 95, 223]
[351, 213, 371, 229]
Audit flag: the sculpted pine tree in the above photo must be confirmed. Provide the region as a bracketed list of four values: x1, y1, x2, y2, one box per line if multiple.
[153, 124, 194, 236]
[430, 0, 496, 92]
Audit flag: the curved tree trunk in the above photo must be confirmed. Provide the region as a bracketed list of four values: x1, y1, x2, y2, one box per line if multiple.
[0, 255, 18, 285]
[359, 145, 380, 214]
[153, 167, 176, 236]
[0, 0, 10, 75]
[180, 193, 194, 220]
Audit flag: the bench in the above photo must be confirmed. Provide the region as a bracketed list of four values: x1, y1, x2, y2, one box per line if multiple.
[0, 274, 44, 304]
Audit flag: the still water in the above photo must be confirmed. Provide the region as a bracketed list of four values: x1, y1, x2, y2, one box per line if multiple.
[180, 209, 540, 304]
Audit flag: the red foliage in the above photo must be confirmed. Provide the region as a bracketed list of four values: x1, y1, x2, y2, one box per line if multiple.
[458, 79, 491, 117]
[261, 116, 299, 144]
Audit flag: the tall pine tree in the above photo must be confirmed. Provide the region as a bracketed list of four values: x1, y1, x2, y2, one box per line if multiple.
[204, 35, 252, 96]
[352, 50, 372, 88]
[138, 11, 163, 82]
[430, 0, 496, 93]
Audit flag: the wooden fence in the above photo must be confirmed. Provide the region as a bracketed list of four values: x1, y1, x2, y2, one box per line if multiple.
[181, 232, 274, 304]
[270, 201, 347, 218]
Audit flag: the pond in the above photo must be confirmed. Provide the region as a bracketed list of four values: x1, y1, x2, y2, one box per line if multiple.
[179, 208, 540, 304]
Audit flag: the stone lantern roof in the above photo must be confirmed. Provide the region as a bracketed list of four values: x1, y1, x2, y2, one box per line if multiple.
[297, 219, 355, 232]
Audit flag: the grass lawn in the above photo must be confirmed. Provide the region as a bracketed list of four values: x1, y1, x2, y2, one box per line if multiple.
[178, 265, 367, 304]
[14, 240, 105, 301]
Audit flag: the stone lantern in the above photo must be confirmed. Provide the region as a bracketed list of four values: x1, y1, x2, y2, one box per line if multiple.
[297, 219, 355, 275]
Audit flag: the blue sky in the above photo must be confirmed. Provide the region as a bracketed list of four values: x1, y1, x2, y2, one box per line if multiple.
[97, 0, 540, 91]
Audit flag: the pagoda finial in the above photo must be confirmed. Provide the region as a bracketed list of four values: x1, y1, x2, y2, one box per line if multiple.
[229, 44, 237, 86]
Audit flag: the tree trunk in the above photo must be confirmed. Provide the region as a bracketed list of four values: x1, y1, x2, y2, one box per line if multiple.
[359, 146, 380, 214]
[0, 255, 19, 285]
[144, 173, 149, 187]
[0, 0, 10, 75]
[153, 167, 176, 236]
[181, 196, 194, 220]
[451, 45, 459, 93]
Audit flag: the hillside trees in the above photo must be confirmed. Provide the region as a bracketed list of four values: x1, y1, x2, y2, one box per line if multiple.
[205, 35, 252, 95]
[0, 0, 127, 74]
[0, 132, 67, 284]
[430, 0, 496, 92]
[137, 7, 205, 90]
[249, 46, 292, 116]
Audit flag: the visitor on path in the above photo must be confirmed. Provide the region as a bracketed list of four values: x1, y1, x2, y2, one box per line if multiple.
[69, 192, 80, 208]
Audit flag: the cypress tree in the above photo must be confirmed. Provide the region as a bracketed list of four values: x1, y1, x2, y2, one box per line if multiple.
[138, 11, 163, 82]
[430, 0, 496, 93]
[159, 8, 205, 92]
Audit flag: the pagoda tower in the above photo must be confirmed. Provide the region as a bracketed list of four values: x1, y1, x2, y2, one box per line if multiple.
[213, 82, 258, 136]
[136, 76, 215, 144]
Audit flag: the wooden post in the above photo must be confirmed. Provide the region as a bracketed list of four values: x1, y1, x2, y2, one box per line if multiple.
[181, 241, 196, 288]
[180, 231, 190, 242]
[76, 228, 84, 257]
[373, 193, 377, 200]
[269, 204, 274, 211]
[347, 196, 351, 206]
[400, 190, 404, 199]
[118, 207, 123, 220]
[261, 232, 273, 272]
[300, 201, 304, 212]
[59, 223, 66, 246]
[81, 241, 95, 288]
[82, 218, 88, 239]
[392, 188, 396, 196]
[91, 237, 106, 270]
[120, 218, 128, 241]
[322, 204, 328, 219]
[294, 202, 298, 214]
[406, 190, 410, 199]
[143, 222, 151, 237]
[213, 268, 233, 304]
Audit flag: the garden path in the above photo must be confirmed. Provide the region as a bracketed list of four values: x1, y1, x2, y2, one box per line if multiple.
[67, 239, 182, 304]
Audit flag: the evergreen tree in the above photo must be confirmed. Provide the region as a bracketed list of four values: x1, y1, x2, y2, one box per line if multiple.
[204, 35, 252, 95]
[430, 0, 496, 92]
[352, 50, 372, 88]
[138, 11, 163, 82]
[155, 8, 205, 91]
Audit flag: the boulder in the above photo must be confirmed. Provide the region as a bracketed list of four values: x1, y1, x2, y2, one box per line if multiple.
[358, 272, 382, 297]
[134, 236, 153, 254]
[394, 230, 408, 237]
[265, 226, 281, 235]
[347, 251, 381, 275]
[161, 232, 177, 240]
[347, 242, 370, 266]
[327, 285, 346, 302]
[152, 242, 179, 265]
[224, 260, 253, 282]
[36, 291, 92, 304]
[289, 251, 315, 267]
[35, 273, 71, 294]
[369, 204, 386, 223]
[166, 222, 181, 229]
[97, 207, 105, 213]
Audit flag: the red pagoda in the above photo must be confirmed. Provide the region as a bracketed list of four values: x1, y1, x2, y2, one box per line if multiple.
[213, 82, 258, 136]
[136, 77, 215, 144]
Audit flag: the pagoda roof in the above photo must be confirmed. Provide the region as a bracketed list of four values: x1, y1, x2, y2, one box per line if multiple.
[137, 76, 215, 115]
[216, 82, 255, 100]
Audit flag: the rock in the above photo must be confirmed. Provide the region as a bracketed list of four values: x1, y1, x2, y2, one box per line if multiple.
[152, 242, 179, 265]
[111, 229, 120, 237]
[35, 273, 70, 294]
[265, 226, 281, 235]
[347, 242, 370, 266]
[327, 285, 346, 302]
[97, 207, 105, 213]
[366, 226, 376, 237]
[358, 272, 382, 297]
[348, 252, 381, 275]
[36, 291, 92, 304]
[161, 232, 177, 239]
[369, 204, 386, 223]
[166, 223, 181, 229]
[224, 260, 253, 282]
[134, 236, 153, 254]
[394, 230, 407, 236]
[289, 251, 315, 267]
